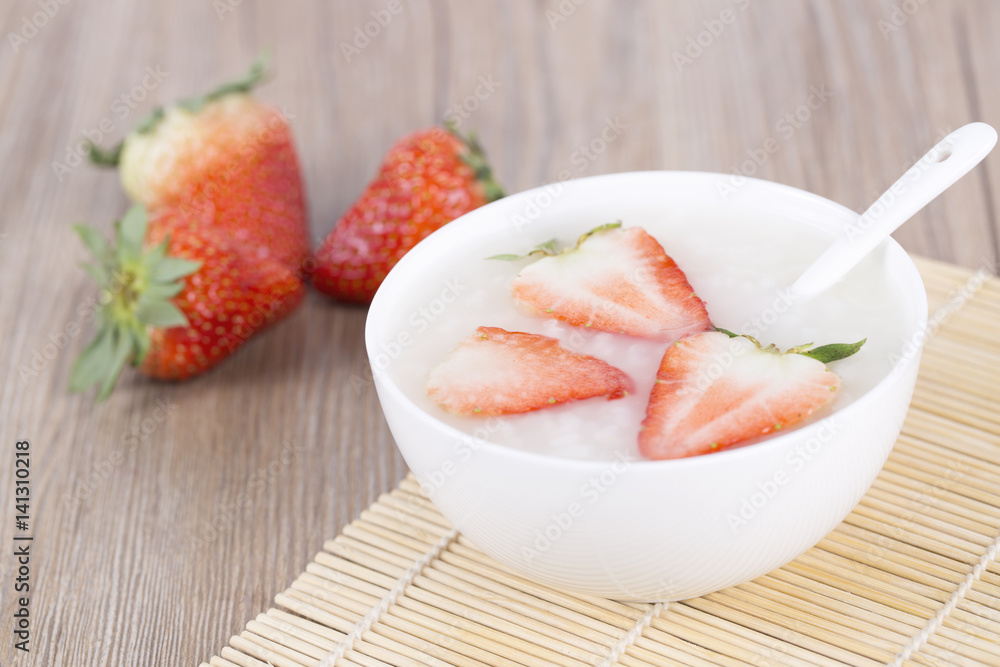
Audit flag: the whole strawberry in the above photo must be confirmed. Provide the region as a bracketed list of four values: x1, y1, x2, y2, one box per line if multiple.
[70, 205, 304, 400]
[90, 56, 312, 279]
[313, 126, 504, 303]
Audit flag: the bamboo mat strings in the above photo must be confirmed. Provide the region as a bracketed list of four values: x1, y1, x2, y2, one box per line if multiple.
[890, 533, 1000, 667]
[317, 528, 461, 667]
[202, 257, 1000, 667]
[596, 602, 667, 667]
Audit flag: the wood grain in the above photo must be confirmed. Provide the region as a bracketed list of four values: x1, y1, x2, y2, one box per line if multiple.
[0, 1, 998, 665]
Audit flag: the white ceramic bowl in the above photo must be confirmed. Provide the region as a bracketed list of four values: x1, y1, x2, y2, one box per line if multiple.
[365, 171, 926, 601]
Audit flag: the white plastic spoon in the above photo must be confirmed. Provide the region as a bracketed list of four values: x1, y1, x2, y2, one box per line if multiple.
[791, 122, 997, 297]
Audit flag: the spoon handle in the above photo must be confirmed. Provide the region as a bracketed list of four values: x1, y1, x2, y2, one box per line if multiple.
[792, 122, 997, 297]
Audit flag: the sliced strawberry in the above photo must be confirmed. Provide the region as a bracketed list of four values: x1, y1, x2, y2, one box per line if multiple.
[507, 223, 711, 340]
[639, 330, 865, 460]
[427, 326, 633, 416]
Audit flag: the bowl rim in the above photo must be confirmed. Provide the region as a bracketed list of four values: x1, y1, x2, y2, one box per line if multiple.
[365, 170, 928, 472]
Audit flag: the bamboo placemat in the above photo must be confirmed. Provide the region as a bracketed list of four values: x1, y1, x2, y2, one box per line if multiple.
[202, 257, 1000, 667]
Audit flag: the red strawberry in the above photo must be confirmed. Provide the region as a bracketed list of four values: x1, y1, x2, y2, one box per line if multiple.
[90, 56, 312, 279]
[638, 330, 865, 460]
[427, 326, 633, 416]
[70, 204, 304, 399]
[506, 223, 711, 340]
[313, 126, 504, 303]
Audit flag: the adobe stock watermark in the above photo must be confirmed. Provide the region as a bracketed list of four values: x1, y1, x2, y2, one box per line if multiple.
[209, 255, 317, 361]
[17, 238, 223, 386]
[669, 289, 799, 392]
[62, 400, 178, 510]
[557, 264, 666, 350]
[648, 576, 681, 601]
[568, 116, 628, 173]
[877, 0, 930, 39]
[442, 75, 502, 129]
[510, 116, 628, 231]
[52, 65, 169, 182]
[189, 439, 313, 548]
[521, 451, 636, 563]
[416, 416, 506, 501]
[7, 0, 72, 54]
[841, 127, 950, 244]
[350, 276, 467, 393]
[739, 288, 797, 339]
[884, 457, 969, 547]
[672, 0, 751, 71]
[746, 626, 801, 667]
[888, 257, 996, 369]
[17, 287, 112, 386]
[175, 105, 297, 217]
[212, 0, 244, 20]
[717, 84, 834, 202]
[339, 0, 404, 63]
[546, 0, 588, 30]
[877, 453, 995, 667]
[890, 463, 970, 548]
[725, 415, 843, 534]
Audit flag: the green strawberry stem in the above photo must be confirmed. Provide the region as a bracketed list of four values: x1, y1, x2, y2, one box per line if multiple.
[574, 221, 622, 246]
[87, 52, 271, 169]
[176, 51, 270, 113]
[488, 221, 622, 261]
[714, 327, 865, 364]
[88, 142, 123, 167]
[69, 204, 200, 401]
[445, 122, 505, 203]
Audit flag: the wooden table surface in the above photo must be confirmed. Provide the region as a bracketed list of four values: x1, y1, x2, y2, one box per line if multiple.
[1, 1, 998, 665]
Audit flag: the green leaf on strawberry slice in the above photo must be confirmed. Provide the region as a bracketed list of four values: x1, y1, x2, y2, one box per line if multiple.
[798, 339, 867, 363]
[69, 204, 201, 401]
[488, 239, 559, 261]
[488, 221, 623, 261]
[712, 326, 866, 363]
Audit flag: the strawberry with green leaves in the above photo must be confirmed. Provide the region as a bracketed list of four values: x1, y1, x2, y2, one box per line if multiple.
[70, 204, 304, 400]
[501, 223, 712, 340]
[427, 326, 633, 416]
[638, 329, 865, 460]
[90, 56, 312, 279]
[313, 126, 504, 303]
[73, 57, 311, 399]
